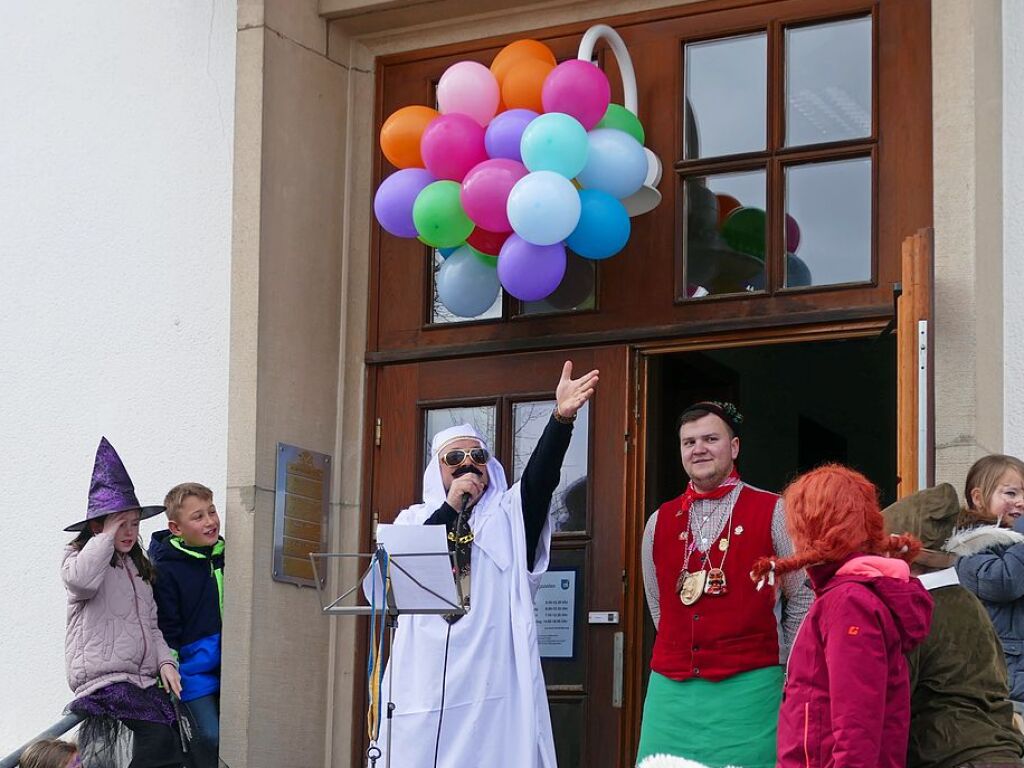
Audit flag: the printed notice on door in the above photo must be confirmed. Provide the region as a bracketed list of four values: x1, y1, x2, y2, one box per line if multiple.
[533, 570, 575, 658]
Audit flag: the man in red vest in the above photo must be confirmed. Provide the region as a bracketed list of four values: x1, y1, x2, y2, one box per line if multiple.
[636, 401, 812, 768]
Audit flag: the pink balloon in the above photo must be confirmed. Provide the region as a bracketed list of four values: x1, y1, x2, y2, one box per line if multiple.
[420, 114, 488, 182]
[786, 214, 802, 252]
[437, 61, 500, 127]
[542, 60, 611, 131]
[460, 159, 528, 232]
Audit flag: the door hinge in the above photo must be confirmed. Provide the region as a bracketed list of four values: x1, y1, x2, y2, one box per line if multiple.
[372, 509, 379, 533]
[374, 418, 382, 447]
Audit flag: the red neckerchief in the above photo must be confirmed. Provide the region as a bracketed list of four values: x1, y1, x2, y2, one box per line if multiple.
[680, 469, 741, 514]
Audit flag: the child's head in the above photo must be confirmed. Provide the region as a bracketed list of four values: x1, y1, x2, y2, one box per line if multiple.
[68, 510, 154, 582]
[86, 510, 141, 554]
[751, 464, 919, 582]
[19, 738, 78, 768]
[962, 454, 1024, 528]
[164, 482, 220, 547]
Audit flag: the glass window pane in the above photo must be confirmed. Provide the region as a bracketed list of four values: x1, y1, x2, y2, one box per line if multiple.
[684, 33, 767, 159]
[511, 400, 589, 533]
[786, 17, 872, 147]
[520, 251, 597, 315]
[784, 156, 872, 288]
[684, 169, 767, 297]
[424, 405, 497, 469]
[430, 249, 503, 324]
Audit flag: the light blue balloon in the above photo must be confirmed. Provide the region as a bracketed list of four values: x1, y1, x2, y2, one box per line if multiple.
[577, 128, 647, 199]
[507, 171, 582, 246]
[437, 246, 459, 259]
[520, 113, 589, 179]
[566, 189, 631, 260]
[436, 245, 500, 317]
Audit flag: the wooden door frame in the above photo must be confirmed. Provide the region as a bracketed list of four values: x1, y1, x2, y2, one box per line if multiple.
[621, 318, 890, 761]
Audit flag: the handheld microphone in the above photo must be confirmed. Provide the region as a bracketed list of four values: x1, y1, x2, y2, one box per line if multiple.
[459, 492, 471, 513]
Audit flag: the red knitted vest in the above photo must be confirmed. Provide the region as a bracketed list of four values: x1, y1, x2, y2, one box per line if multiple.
[651, 485, 781, 682]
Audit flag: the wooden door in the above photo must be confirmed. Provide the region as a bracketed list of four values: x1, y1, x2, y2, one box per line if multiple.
[367, 346, 631, 766]
[896, 228, 935, 496]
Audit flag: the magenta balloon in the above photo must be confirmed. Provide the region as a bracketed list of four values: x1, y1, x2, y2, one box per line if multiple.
[497, 234, 567, 301]
[460, 159, 528, 233]
[373, 168, 436, 238]
[541, 60, 611, 130]
[420, 113, 488, 182]
[484, 109, 538, 162]
[786, 213, 802, 252]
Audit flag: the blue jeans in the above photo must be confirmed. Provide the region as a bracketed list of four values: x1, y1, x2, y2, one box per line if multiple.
[184, 693, 219, 758]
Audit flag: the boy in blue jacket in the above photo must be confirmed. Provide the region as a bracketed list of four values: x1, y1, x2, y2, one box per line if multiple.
[149, 482, 224, 764]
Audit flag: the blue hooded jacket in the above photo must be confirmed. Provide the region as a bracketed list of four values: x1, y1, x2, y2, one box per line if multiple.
[149, 529, 224, 701]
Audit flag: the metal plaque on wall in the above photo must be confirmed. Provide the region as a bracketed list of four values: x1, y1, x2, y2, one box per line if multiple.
[273, 443, 331, 587]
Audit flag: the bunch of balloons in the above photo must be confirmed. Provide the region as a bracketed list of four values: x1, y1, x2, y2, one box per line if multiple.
[373, 37, 655, 317]
[712, 194, 810, 289]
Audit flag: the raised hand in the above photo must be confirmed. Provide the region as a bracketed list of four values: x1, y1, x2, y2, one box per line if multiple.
[555, 360, 599, 419]
[101, 510, 134, 536]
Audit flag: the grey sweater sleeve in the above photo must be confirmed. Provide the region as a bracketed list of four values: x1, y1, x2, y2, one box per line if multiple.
[772, 497, 814, 661]
[642, 511, 660, 630]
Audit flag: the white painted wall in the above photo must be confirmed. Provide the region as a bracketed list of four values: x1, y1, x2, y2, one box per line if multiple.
[1006, 0, 1024, 459]
[0, 1, 235, 749]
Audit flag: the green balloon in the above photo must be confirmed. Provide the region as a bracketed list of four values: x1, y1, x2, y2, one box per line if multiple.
[413, 181, 474, 248]
[721, 207, 766, 261]
[596, 104, 645, 145]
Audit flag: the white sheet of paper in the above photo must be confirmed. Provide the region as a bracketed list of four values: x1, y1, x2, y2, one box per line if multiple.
[363, 524, 460, 612]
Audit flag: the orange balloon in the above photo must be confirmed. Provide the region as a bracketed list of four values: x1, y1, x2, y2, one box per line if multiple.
[380, 105, 439, 169]
[716, 194, 742, 229]
[501, 58, 554, 112]
[490, 39, 556, 88]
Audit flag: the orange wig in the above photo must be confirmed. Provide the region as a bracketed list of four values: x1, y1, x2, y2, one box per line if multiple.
[751, 464, 920, 584]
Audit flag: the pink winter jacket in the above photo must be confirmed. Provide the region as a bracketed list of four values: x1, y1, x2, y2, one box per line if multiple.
[777, 554, 933, 768]
[62, 531, 176, 698]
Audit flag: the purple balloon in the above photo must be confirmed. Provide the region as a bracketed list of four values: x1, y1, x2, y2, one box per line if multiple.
[785, 213, 801, 252]
[374, 168, 436, 238]
[497, 234, 567, 301]
[484, 109, 538, 162]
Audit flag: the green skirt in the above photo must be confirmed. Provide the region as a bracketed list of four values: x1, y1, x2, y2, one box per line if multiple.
[636, 666, 783, 768]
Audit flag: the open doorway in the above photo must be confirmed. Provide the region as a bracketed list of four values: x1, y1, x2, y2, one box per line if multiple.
[637, 333, 896, 692]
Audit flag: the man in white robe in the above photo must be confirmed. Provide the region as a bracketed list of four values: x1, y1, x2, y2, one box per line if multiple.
[374, 361, 598, 768]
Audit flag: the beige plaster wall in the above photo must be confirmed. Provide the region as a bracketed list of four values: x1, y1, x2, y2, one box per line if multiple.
[931, 0, 1004, 487]
[224, 1, 350, 766]
[226, 0, 1006, 765]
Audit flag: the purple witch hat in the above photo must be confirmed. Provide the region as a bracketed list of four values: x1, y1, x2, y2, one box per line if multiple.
[64, 437, 166, 532]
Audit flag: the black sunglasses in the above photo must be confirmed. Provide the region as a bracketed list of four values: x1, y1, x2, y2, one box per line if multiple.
[441, 447, 490, 467]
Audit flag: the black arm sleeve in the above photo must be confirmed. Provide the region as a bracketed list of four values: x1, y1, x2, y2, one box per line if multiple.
[520, 415, 574, 570]
[424, 502, 459, 527]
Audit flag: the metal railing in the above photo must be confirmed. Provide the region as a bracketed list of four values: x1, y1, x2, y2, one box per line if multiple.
[0, 713, 84, 768]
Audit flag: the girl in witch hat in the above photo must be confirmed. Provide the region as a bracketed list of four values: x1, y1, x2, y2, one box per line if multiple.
[61, 437, 184, 768]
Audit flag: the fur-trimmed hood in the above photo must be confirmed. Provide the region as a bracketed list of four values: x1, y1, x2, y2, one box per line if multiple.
[945, 525, 1024, 556]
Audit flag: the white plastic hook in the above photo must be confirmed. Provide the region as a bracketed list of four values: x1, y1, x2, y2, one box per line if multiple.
[577, 24, 638, 115]
[577, 23, 662, 216]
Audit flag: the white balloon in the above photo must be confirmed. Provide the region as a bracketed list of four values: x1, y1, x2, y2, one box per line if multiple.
[506, 171, 582, 246]
[577, 128, 648, 199]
